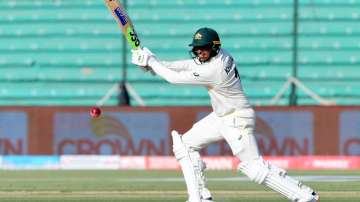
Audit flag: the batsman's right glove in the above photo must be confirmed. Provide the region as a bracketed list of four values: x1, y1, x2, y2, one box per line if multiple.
[131, 47, 152, 67]
[131, 47, 156, 75]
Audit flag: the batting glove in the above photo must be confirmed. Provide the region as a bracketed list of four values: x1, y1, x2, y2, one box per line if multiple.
[143, 47, 155, 57]
[131, 47, 154, 67]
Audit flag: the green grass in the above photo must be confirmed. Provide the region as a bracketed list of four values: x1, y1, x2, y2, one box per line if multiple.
[0, 170, 359, 201]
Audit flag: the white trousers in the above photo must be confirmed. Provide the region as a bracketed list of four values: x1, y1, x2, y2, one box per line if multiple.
[180, 109, 318, 202]
[182, 109, 260, 162]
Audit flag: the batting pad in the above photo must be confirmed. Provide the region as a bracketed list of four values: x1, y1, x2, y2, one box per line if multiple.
[239, 157, 315, 202]
[172, 130, 201, 202]
[189, 150, 212, 200]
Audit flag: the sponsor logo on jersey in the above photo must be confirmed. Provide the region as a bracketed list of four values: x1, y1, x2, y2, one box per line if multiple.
[114, 7, 128, 26]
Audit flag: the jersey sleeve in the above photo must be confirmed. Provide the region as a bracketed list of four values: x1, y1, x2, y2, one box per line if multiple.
[159, 59, 195, 71]
[148, 57, 219, 86]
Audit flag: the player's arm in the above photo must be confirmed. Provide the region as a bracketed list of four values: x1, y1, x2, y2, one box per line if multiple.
[159, 59, 195, 71]
[148, 57, 218, 85]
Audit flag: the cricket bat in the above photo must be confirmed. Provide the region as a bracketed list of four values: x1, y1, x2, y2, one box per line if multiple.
[104, 0, 141, 49]
[104, 0, 155, 74]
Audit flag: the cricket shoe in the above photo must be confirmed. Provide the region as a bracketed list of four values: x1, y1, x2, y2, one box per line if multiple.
[300, 192, 319, 202]
[186, 197, 214, 202]
[311, 191, 320, 202]
[202, 197, 214, 202]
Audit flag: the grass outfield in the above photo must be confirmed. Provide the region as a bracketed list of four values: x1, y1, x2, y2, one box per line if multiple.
[0, 170, 359, 201]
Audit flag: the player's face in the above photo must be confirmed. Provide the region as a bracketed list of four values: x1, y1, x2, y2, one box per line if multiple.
[194, 46, 212, 62]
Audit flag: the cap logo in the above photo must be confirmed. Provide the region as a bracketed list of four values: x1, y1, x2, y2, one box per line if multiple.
[194, 33, 202, 40]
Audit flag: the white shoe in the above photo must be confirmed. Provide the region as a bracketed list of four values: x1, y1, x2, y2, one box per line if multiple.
[314, 194, 320, 201]
[185, 197, 214, 202]
[310, 191, 320, 202]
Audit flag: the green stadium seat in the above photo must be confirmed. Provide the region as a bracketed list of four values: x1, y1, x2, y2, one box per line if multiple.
[300, 0, 360, 5]
[298, 51, 357, 64]
[0, 0, 359, 106]
[0, 38, 123, 52]
[129, 82, 207, 97]
[242, 80, 289, 97]
[0, 98, 118, 106]
[0, 67, 123, 82]
[299, 22, 360, 34]
[0, 82, 115, 97]
[0, 53, 126, 68]
[129, 7, 292, 21]
[130, 97, 210, 106]
[0, 81, 118, 106]
[128, 0, 292, 7]
[0, 0, 103, 8]
[239, 66, 292, 79]
[299, 7, 360, 20]
[298, 37, 359, 49]
[296, 81, 360, 97]
[299, 66, 360, 80]
[135, 22, 293, 36]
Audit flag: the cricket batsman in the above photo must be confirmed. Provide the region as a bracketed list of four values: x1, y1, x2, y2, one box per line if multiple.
[131, 27, 320, 202]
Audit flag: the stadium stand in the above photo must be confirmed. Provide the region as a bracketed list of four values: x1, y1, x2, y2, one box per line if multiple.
[0, 0, 359, 106]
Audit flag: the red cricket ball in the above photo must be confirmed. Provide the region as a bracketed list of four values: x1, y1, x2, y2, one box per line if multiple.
[90, 107, 101, 118]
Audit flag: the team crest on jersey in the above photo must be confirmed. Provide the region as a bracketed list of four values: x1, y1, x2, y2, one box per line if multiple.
[194, 33, 202, 40]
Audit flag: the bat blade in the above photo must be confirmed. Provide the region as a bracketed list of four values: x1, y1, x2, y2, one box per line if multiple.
[104, 0, 156, 75]
[104, 0, 141, 49]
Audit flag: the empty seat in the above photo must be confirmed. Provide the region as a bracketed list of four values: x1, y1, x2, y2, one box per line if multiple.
[299, 65, 360, 80]
[0, 0, 359, 106]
